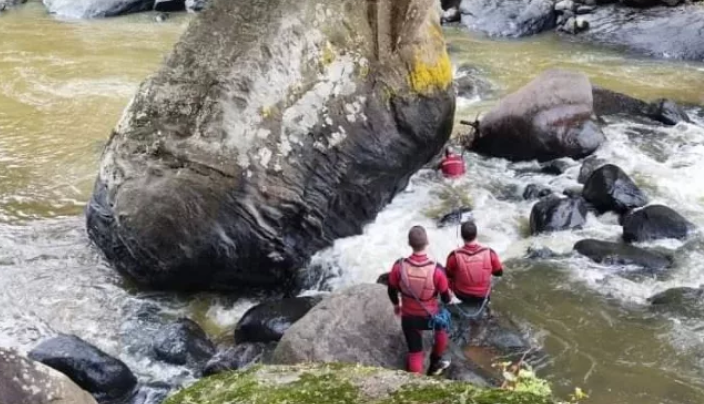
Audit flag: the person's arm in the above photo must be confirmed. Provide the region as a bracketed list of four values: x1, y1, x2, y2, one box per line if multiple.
[445, 252, 457, 282]
[490, 249, 503, 277]
[435, 267, 452, 304]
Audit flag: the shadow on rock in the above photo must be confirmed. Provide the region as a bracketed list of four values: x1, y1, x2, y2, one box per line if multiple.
[235, 296, 323, 344]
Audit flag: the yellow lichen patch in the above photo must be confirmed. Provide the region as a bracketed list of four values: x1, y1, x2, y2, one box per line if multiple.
[408, 50, 453, 95]
[321, 41, 336, 67]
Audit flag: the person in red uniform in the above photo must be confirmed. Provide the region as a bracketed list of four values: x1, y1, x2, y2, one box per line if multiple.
[387, 226, 452, 376]
[445, 221, 503, 306]
[439, 147, 466, 179]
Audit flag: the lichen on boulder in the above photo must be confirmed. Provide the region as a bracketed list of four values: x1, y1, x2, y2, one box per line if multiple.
[86, 0, 455, 292]
[162, 363, 555, 404]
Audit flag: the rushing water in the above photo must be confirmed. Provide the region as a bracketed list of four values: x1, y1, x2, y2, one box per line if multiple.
[2, 5, 704, 403]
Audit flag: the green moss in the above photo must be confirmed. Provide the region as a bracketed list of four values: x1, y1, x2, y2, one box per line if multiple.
[382, 383, 552, 404]
[320, 42, 336, 67]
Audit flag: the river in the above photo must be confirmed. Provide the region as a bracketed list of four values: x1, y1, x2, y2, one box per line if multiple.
[1, 4, 704, 404]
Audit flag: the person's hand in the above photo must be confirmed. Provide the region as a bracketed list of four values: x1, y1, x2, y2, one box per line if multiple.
[393, 305, 402, 317]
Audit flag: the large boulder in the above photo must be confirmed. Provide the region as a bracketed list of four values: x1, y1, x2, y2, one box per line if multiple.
[271, 284, 531, 385]
[42, 0, 153, 18]
[152, 318, 216, 370]
[0, 349, 97, 404]
[574, 239, 671, 271]
[162, 363, 556, 404]
[622, 205, 695, 242]
[85, 0, 455, 292]
[591, 86, 691, 125]
[572, 4, 704, 61]
[471, 69, 605, 162]
[529, 196, 588, 234]
[28, 334, 137, 403]
[582, 164, 648, 214]
[235, 296, 322, 344]
[459, 0, 556, 37]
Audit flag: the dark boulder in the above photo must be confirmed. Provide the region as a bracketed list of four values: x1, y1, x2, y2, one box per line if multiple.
[42, 0, 153, 18]
[28, 334, 137, 403]
[530, 195, 588, 234]
[203, 343, 270, 376]
[577, 155, 608, 184]
[437, 206, 474, 228]
[85, 0, 455, 293]
[574, 239, 671, 271]
[459, 0, 556, 38]
[582, 164, 648, 214]
[472, 69, 605, 162]
[376, 272, 390, 286]
[648, 287, 704, 318]
[0, 348, 97, 404]
[622, 205, 695, 242]
[523, 184, 553, 200]
[235, 296, 322, 344]
[573, 5, 704, 61]
[540, 158, 574, 175]
[154, 0, 184, 12]
[592, 86, 690, 125]
[563, 186, 583, 199]
[152, 318, 215, 369]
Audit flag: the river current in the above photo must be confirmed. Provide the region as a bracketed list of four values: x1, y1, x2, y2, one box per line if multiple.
[1, 5, 704, 404]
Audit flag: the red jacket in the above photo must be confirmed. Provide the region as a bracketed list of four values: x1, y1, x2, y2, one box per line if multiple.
[387, 253, 450, 317]
[445, 242, 503, 298]
[440, 154, 466, 178]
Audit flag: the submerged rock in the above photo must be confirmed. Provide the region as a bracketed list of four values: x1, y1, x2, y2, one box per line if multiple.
[235, 296, 322, 344]
[162, 363, 554, 404]
[42, 0, 153, 18]
[459, 0, 556, 37]
[592, 86, 690, 125]
[436, 205, 474, 228]
[622, 205, 695, 242]
[577, 155, 608, 184]
[648, 287, 704, 318]
[152, 318, 215, 370]
[523, 184, 553, 200]
[0, 348, 98, 404]
[540, 158, 574, 175]
[28, 334, 137, 403]
[472, 69, 604, 162]
[86, 0, 455, 292]
[574, 239, 671, 271]
[573, 4, 704, 61]
[529, 196, 588, 234]
[184, 0, 205, 12]
[582, 164, 648, 215]
[128, 383, 171, 404]
[525, 246, 562, 259]
[203, 343, 270, 376]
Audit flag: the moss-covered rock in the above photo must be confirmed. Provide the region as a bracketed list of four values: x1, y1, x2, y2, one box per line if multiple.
[163, 363, 555, 404]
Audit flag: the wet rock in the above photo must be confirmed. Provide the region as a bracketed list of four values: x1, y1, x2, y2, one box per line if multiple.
[376, 272, 390, 286]
[272, 284, 496, 384]
[235, 296, 322, 344]
[153, 0, 183, 12]
[582, 164, 648, 214]
[578, 155, 608, 184]
[203, 343, 270, 376]
[28, 334, 137, 403]
[42, 0, 153, 18]
[648, 287, 704, 318]
[523, 184, 553, 200]
[184, 0, 206, 12]
[128, 382, 171, 404]
[576, 5, 595, 14]
[573, 4, 704, 61]
[555, 0, 575, 12]
[540, 158, 574, 175]
[592, 86, 691, 125]
[622, 205, 695, 242]
[86, 0, 455, 293]
[525, 246, 561, 259]
[437, 206, 474, 228]
[154, 12, 169, 22]
[442, 6, 461, 23]
[574, 239, 672, 270]
[563, 186, 583, 198]
[472, 69, 604, 162]
[453, 64, 494, 99]
[152, 318, 215, 370]
[459, 0, 556, 38]
[529, 195, 588, 234]
[0, 348, 98, 404]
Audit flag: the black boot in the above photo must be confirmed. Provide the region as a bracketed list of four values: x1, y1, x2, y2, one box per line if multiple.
[427, 354, 451, 376]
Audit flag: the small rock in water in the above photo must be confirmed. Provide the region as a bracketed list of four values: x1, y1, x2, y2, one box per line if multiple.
[578, 156, 608, 184]
[622, 205, 695, 243]
[128, 382, 171, 404]
[203, 343, 270, 376]
[28, 334, 138, 403]
[575, 17, 590, 31]
[582, 164, 648, 214]
[441, 7, 460, 23]
[530, 195, 588, 234]
[376, 272, 390, 286]
[648, 287, 704, 318]
[574, 239, 672, 271]
[540, 158, 574, 175]
[576, 5, 595, 14]
[235, 296, 322, 344]
[437, 206, 474, 228]
[154, 12, 169, 22]
[152, 318, 215, 370]
[523, 184, 553, 200]
[525, 246, 561, 259]
[647, 98, 691, 126]
[555, 0, 575, 12]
